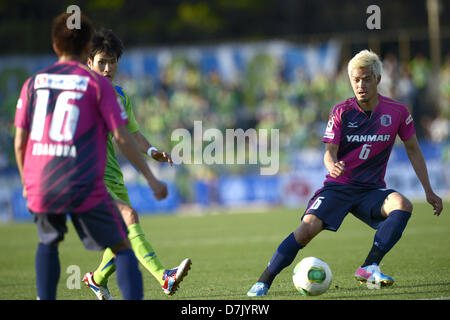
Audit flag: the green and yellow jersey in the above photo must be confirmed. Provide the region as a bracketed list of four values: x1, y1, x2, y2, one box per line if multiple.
[103, 85, 140, 202]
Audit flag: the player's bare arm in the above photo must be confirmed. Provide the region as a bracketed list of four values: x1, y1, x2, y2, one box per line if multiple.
[403, 134, 443, 216]
[14, 127, 29, 198]
[324, 143, 345, 178]
[132, 130, 173, 166]
[113, 125, 168, 200]
[14, 127, 28, 182]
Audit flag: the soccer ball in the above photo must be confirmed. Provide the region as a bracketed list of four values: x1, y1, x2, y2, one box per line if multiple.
[292, 257, 332, 296]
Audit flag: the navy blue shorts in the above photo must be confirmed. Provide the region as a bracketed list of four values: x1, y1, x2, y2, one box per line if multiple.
[301, 183, 396, 232]
[33, 199, 128, 250]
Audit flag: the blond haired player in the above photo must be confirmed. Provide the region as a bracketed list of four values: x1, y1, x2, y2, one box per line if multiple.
[247, 50, 443, 297]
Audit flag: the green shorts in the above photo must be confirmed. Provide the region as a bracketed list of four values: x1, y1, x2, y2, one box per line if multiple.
[105, 180, 132, 207]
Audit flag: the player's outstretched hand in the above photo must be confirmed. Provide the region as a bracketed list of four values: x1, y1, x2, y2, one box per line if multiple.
[151, 149, 174, 166]
[149, 179, 168, 200]
[426, 191, 443, 216]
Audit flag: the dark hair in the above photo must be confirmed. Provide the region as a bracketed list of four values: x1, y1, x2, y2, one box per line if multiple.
[51, 12, 93, 56]
[88, 28, 124, 61]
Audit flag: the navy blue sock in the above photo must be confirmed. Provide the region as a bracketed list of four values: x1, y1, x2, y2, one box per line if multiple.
[374, 210, 411, 252]
[363, 210, 411, 266]
[35, 243, 60, 300]
[115, 249, 143, 300]
[259, 233, 304, 287]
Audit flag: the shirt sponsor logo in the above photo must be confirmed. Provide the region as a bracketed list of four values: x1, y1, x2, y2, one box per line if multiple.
[405, 114, 413, 125]
[347, 121, 358, 128]
[34, 74, 89, 91]
[346, 134, 391, 142]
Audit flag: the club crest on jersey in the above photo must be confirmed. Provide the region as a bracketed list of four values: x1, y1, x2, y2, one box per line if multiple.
[380, 114, 392, 127]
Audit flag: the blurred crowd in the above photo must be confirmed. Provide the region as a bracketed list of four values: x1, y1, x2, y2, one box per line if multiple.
[378, 52, 450, 142]
[118, 51, 450, 161]
[1, 51, 449, 186]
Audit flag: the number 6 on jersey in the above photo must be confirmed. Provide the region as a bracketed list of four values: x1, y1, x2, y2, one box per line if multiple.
[359, 144, 372, 160]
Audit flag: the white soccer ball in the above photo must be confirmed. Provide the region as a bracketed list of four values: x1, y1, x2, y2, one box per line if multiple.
[292, 257, 332, 296]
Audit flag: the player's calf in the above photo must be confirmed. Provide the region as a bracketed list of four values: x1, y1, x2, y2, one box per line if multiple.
[293, 214, 323, 246]
[115, 249, 143, 300]
[361, 209, 411, 271]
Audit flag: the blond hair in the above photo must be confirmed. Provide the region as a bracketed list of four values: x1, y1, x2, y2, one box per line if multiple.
[347, 50, 382, 79]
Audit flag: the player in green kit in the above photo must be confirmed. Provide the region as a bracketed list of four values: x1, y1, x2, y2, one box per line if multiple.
[82, 28, 191, 300]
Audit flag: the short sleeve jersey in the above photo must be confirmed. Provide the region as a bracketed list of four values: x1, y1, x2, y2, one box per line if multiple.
[322, 94, 415, 188]
[103, 85, 140, 185]
[14, 61, 129, 214]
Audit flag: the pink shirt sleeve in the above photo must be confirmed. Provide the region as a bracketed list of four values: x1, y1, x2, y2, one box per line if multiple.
[398, 106, 415, 141]
[14, 77, 32, 130]
[323, 105, 342, 145]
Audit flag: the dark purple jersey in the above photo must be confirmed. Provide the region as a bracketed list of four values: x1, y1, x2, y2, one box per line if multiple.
[322, 94, 415, 188]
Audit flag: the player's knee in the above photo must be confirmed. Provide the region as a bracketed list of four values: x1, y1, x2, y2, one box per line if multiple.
[110, 238, 132, 254]
[295, 215, 323, 245]
[394, 195, 413, 213]
[384, 192, 413, 215]
[120, 206, 139, 225]
[401, 197, 413, 213]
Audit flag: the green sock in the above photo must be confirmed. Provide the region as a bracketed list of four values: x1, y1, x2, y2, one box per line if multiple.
[93, 248, 116, 286]
[128, 223, 166, 285]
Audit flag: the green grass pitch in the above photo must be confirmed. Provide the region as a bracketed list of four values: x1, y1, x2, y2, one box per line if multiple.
[0, 201, 448, 300]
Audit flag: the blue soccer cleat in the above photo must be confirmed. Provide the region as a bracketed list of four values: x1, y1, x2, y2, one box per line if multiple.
[247, 282, 269, 297]
[355, 263, 394, 288]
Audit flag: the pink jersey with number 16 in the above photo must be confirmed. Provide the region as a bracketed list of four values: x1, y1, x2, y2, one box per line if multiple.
[322, 94, 415, 188]
[14, 61, 129, 214]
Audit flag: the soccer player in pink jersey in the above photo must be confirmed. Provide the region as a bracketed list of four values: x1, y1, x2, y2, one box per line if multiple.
[14, 12, 167, 300]
[247, 50, 443, 297]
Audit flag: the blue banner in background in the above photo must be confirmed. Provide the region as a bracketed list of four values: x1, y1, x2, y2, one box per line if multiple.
[217, 174, 280, 206]
[10, 188, 32, 221]
[117, 40, 341, 84]
[194, 180, 214, 207]
[4, 141, 450, 221]
[127, 182, 180, 214]
[9, 182, 181, 221]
